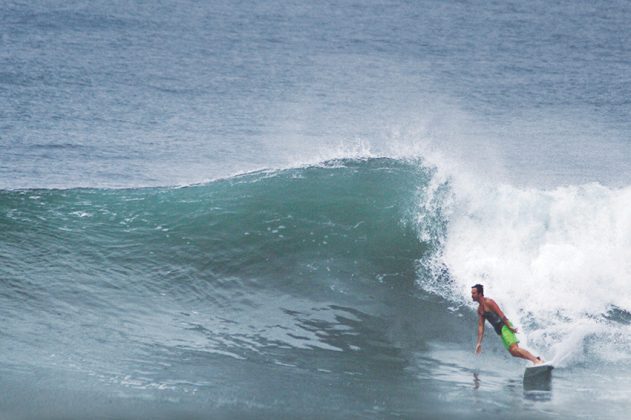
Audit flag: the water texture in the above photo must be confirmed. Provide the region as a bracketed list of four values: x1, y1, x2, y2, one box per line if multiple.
[2, 0, 631, 418]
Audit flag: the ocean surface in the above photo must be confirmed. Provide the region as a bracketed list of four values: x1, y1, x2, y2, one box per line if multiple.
[2, 0, 631, 418]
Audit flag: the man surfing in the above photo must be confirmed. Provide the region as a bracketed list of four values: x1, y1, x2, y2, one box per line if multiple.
[472, 284, 543, 365]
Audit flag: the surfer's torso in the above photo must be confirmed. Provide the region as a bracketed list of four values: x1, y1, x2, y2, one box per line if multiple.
[477, 299, 505, 335]
[482, 310, 505, 335]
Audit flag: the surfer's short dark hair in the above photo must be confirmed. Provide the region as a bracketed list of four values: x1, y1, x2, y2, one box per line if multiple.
[472, 284, 484, 295]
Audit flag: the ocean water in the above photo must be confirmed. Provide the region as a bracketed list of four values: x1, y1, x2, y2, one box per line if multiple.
[2, 0, 631, 418]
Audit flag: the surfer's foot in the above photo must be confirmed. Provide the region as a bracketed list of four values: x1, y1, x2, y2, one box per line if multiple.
[533, 356, 544, 365]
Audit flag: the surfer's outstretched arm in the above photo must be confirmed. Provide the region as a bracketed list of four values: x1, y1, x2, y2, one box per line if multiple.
[475, 314, 484, 353]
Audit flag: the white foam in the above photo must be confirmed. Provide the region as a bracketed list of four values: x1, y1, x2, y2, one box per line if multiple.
[422, 165, 631, 362]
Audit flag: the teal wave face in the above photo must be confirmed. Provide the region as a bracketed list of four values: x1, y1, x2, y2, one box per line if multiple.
[1, 157, 480, 406]
[1, 158, 457, 363]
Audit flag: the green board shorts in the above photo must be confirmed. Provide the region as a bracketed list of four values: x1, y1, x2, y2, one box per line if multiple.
[500, 325, 519, 350]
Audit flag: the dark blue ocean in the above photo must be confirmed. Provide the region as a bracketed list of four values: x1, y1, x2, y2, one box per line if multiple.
[2, 1, 631, 418]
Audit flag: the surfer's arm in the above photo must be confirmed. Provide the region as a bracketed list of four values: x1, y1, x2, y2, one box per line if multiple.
[489, 300, 518, 333]
[475, 314, 484, 353]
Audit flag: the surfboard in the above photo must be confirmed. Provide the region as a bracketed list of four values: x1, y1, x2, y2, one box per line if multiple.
[524, 363, 553, 377]
[523, 364, 553, 390]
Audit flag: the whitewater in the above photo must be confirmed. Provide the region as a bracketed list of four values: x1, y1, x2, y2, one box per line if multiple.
[3, 0, 631, 418]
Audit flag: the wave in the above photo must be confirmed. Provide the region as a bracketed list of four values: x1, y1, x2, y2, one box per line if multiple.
[1, 157, 430, 287]
[0, 158, 449, 371]
[2, 157, 631, 372]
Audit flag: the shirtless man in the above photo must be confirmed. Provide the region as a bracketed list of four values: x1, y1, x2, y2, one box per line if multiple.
[472, 284, 543, 365]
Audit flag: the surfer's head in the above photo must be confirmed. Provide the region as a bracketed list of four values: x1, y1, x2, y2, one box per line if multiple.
[471, 284, 484, 301]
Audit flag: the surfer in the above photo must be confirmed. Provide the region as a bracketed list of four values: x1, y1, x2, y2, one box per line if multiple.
[471, 284, 543, 365]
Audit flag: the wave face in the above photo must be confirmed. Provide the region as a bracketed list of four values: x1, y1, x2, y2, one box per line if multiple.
[3, 157, 631, 418]
[0, 159, 457, 418]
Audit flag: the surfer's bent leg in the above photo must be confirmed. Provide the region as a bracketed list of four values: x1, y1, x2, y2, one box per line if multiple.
[508, 344, 543, 365]
[501, 326, 542, 365]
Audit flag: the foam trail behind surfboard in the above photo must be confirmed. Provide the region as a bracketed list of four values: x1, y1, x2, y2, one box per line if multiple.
[546, 321, 598, 367]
